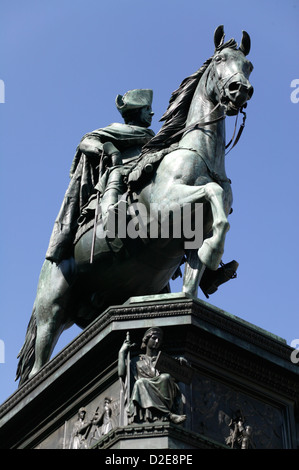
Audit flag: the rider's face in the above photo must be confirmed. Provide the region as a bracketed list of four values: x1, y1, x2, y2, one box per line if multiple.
[139, 106, 154, 127]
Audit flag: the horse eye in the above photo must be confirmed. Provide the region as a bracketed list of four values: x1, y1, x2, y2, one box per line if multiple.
[215, 55, 225, 63]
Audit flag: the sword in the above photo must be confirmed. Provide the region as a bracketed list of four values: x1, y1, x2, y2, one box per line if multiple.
[90, 191, 100, 264]
[90, 149, 104, 264]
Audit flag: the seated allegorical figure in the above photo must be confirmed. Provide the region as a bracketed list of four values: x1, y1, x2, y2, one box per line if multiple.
[118, 327, 187, 425]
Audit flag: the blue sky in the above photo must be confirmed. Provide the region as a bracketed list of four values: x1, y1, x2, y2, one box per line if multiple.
[0, 0, 298, 405]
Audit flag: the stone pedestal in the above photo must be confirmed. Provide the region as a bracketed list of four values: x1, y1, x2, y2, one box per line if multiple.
[0, 294, 298, 449]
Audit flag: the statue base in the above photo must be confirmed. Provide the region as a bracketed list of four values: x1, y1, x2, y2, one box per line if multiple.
[0, 293, 298, 449]
[93, 422, 226, 450]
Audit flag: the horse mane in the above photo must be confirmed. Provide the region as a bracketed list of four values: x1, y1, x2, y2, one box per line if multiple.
[142, 38, 238, 153]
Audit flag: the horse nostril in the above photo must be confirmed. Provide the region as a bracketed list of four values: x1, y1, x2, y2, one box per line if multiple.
[228, 82, 253, 100]
[247, 85, 254, 99]
[228, 82, 240, 95]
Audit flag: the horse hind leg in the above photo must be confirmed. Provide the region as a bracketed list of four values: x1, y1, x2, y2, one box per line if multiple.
[183, 250, 206, 297]
[29, 306, 73, 380]
[20, 259, 75, 382]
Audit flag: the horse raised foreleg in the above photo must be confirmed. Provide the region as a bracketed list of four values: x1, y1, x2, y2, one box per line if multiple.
[197, 182, 230, 270]
[151, 155, 230, 296]
[159, 179, 229, 270]
[182, 182, 229, 296]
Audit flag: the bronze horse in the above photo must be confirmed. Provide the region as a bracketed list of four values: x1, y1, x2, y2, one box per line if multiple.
[16, 26, 253, 385]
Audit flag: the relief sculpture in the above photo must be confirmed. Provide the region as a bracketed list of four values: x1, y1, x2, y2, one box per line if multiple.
[69, 398, 118, 449]
[118, 328, 193, 425]
[219, 411, 255, 449]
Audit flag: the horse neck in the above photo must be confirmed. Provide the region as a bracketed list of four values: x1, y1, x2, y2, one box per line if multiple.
[179, 76, 226, 175]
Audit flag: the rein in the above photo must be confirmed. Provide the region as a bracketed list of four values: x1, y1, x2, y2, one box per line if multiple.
[171, 87, 247, 186]
[175, 105, 247, 185]
[168, 101, 247, 155]
[168, 102, 225, 142]
[224, 106, 247, 155]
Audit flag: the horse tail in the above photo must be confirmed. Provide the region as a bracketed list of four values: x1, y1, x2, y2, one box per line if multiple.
[15, 305, 37, 386]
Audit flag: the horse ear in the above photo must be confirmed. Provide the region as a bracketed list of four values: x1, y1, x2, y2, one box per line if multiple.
[214, 25, 225, 49]
[239, 30, 251, 55]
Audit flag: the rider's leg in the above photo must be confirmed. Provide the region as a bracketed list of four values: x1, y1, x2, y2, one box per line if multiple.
[95, 142, 125, 217]
[100, 167, 125, 217]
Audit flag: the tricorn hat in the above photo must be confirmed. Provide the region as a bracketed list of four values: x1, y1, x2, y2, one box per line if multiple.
[116, 89, 153, 116]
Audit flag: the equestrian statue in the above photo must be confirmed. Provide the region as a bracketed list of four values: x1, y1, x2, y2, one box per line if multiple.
[16, 26, 254, 385]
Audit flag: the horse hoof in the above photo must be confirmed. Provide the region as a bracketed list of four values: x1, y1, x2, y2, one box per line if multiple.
[198, 241, 223, 271]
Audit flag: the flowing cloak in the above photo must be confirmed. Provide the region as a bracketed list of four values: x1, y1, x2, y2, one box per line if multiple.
[127, 354, 181, 422]
[45, 123, 155, 263]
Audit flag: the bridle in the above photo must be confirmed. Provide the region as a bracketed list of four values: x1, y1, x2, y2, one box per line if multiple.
[215, 67, 248, 155]
[170, 60, 249, 155]
[167, 60, 250, 186]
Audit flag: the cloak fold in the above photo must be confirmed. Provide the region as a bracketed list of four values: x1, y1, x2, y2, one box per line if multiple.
[45, 124, 154, 263]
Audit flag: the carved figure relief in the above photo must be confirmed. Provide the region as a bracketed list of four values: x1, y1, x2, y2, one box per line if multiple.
[191, 374, 284, 448]
[69, 398, 118, 449]
[118, 328, 192, 425]
[69, 407, 90, 449]
[219, 411, 255, 449]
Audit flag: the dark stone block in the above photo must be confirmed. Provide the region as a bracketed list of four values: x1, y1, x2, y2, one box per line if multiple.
[1, 294, 298, 449]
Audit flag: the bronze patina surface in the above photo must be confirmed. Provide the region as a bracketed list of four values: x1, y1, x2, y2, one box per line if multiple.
[16, 26, 253, 385]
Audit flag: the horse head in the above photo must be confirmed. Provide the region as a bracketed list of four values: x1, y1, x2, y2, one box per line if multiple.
[206, 25, 254, 115]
